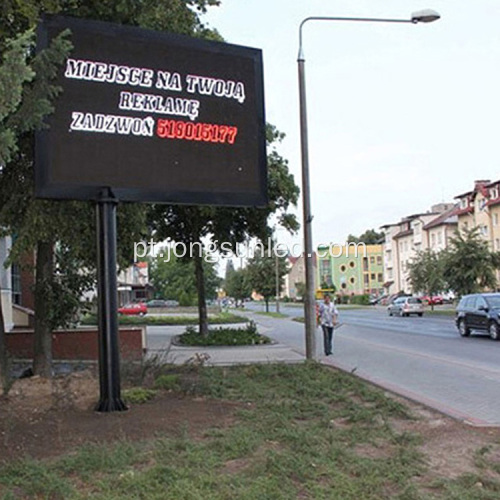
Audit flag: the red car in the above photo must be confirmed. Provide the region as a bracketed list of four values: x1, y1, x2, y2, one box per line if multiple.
[118, 303, 147, 316]
[421, 295, 443, 306]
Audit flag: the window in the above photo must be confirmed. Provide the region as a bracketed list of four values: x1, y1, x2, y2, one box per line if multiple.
[349, 261, 355, 268]
[349, 277, 355, 284]
[376, 256, 382, 265]
[340, 264, 346, 273]
[320, 259, 330, 276]
[494, 213, 499, 226]
[362, 257, 368, 271]
[431, 233, 436, 246]
[438, 232, 442, 245]
[481, 225, 488, 236]
[364, 274, 369, 285]
[370, 273, 375, 280]
[377, 273, 383, 282]
[11, 263, 21, 305]
[369, 256, 375, 264]
[460, 198, 468, 209]
[476, 296, 488, 310]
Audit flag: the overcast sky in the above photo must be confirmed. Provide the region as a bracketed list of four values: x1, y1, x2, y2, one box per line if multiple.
[204, 0, 500, 249]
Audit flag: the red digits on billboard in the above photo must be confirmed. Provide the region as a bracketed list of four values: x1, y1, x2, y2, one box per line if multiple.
[156, 119, 237, 144]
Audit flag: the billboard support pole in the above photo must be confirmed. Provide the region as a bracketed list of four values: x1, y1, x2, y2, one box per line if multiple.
[95, 188, 127, 413]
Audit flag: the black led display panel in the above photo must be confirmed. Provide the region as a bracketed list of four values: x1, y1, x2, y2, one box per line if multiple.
[35, 15, 267, 206]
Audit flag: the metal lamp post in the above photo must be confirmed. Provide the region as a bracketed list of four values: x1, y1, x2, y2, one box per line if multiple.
[298, 9, 440, 360]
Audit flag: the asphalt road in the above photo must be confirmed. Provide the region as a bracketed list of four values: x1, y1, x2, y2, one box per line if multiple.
[246, 303, 500, 426]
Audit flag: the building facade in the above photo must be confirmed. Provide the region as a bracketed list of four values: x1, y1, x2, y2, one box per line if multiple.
[381, 203, 456, 294]
[317, 244, 384, 297]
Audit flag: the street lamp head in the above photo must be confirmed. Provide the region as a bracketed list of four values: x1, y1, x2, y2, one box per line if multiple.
[411, 9, 441, 23]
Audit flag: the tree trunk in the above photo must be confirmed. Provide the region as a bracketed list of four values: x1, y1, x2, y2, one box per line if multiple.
[0, 289, 7, 393]
[33, 241, 53, 377]
[193, 252, 209, 338]
[265, 298, 269, 313]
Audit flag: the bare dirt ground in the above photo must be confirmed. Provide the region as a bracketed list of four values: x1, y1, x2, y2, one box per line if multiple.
[0, 369, 238, 462]
[1, 368, 500, 486]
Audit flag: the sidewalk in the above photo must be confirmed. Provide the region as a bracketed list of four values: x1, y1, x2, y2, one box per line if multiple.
[145, 323, 305, 366]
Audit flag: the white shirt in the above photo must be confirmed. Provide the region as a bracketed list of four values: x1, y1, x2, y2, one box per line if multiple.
[319, 301, 338, 327]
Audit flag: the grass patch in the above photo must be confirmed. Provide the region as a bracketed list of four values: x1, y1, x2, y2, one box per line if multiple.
[122, 387, 157, 404]
[2, 364, 499, 499]
[80, 311, 248, 326]
[154, 374, 181, 391]
[255, 311, 288, 318]
[424, 309, 456, 317]
[293, 316, 304, 323]
[178, 322, 271, 347]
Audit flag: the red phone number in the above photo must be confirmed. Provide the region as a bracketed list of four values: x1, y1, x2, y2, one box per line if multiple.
[157, 119, 238, 144]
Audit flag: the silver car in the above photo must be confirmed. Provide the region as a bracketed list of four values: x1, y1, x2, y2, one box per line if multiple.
[388, 296, 424, 317]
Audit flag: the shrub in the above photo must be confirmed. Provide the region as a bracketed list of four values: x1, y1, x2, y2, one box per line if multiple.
[154, 374, 181, 391]
[349, 294, 371, 305]
[178, 321, 271, 347]
[122, 387, 157, 404]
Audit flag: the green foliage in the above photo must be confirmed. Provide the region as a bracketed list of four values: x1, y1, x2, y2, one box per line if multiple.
[442, 228, 499, 297]
[224, 266, 252, 302]
[408, 249, 446, 300]
[349, 294, 371, 305]
[295, 281, 306, 299]
[149, 254, 219, 303]
[81, 311, 247, 326]
[179, 321, 271, 346]
[154, 374, 180, 391]
[347, 229, 385, 245]
[246, 244, 289, 305]
[122, 387, 157, 404]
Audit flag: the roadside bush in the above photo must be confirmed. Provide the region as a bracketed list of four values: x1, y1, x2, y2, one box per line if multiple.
[178, 321, 271, 346]
[349, 294, 371, 305]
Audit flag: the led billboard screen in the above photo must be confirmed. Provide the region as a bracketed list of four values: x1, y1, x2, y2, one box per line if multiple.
[36, 15, 267, 206]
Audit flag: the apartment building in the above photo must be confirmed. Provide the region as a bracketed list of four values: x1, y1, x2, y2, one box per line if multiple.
[381, 203, 456, 294]
[455, 179, 500, 251]
[316, 244, 384, 297]
[455, 179, 500, 284]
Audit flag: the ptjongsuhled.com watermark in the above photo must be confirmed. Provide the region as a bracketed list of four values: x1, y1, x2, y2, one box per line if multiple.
[133, 239, 368, 263]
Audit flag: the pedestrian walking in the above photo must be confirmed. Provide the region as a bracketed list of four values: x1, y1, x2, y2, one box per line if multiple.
[317, 294, 338, 356]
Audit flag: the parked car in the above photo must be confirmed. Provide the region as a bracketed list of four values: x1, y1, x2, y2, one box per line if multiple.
[146, 299, 167, 308]
[165, 299, 179, 307]
[388, 296, 424, 317]
[421, 295, 444, 306]
[118, 302, 147, 316]
[455, 293, 500, 340]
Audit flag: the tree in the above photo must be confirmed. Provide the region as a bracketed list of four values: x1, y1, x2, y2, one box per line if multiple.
[224, 267, 252, 306]
[246, 244, 289, 312]
[295, 281, 306, 301]
[407, 249, 445, 310]
[148, 253, 220, 305]
[347, 229, 384, 245]
[148, 124, 300, 335]
[0, 0, 221, 376]
[442, 228, 499, 297]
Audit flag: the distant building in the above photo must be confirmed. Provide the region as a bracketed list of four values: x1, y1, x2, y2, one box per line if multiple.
[316, 244, 384, 297]
[283, 253, 316, 300]
[455, 179, 500, 284]
[381, 203, 456, 294]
